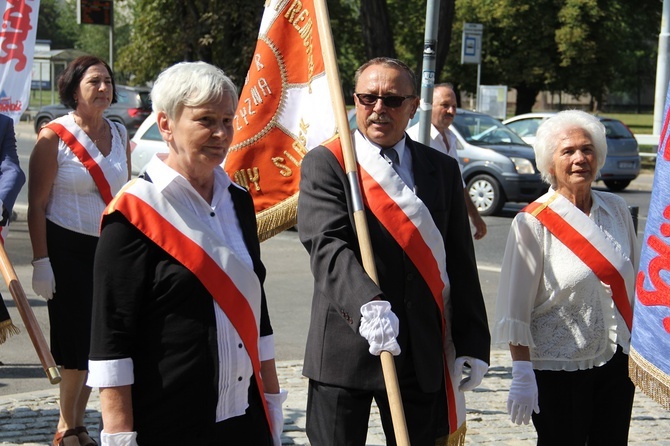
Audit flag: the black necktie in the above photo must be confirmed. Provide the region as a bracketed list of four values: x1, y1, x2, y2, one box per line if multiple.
[382, 147, 399, 167]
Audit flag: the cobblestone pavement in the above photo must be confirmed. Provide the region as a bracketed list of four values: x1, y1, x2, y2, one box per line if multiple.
[1, 350, 669, 445]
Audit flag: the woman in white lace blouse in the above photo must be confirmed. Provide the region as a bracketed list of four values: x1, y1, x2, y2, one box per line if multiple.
[493, 110, 637, 445]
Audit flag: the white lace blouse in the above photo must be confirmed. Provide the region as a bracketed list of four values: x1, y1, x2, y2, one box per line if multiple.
[492, 189, 639, 371]
[46, 113, 128, 237]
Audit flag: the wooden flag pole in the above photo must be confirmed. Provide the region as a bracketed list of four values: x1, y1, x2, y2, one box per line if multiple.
[0, 242, 60, 384]
[313, 1, 410, 444]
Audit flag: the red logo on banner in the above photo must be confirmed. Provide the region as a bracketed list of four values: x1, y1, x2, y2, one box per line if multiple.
[0, 0, 34, 71]
[636, 204, 670, 334]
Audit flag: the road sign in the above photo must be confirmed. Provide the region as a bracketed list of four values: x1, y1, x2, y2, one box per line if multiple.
[461, 23, 483, 65]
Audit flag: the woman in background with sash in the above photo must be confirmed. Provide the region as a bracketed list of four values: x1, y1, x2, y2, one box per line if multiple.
[28, 56, 130, 446]
[493, 110, 637, 445]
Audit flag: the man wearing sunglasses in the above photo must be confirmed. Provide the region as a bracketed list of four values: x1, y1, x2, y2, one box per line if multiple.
[298, 57, 491, 445]
[407, 83, 488, 240]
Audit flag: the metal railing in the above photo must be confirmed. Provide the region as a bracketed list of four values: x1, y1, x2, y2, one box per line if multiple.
[636, 134, 658, 159]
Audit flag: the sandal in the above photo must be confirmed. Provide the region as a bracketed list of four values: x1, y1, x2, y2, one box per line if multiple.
[75, 426, 98, 446]
[53, 429, 79, 446]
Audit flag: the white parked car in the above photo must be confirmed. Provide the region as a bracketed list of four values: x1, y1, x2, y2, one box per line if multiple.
[130, 112, 167, 176]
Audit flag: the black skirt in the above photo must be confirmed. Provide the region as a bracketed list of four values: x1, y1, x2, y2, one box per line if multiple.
[46, 219, 98, 370]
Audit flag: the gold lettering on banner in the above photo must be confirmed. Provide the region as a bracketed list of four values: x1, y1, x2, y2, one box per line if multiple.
[246, 168, 261, 191]
[235, 77, 273, 131]
[284, 150, 301, 167]
[280, 118, 310, 171]
[232, 167, 261, 191]
[244, 98, 256, 119]
[233, 171, 249, 189]
[258, 78, 272, 95]
[254, 53, 264, 71]
[273, 0, 291, 12]
[284, 0, 316, 92]
[272, 157, 293, 177]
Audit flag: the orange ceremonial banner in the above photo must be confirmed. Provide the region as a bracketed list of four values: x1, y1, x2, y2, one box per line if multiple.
[224, 0, 337, 241]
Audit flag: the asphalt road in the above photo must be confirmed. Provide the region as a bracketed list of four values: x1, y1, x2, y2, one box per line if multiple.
[0, 120, 653, 397]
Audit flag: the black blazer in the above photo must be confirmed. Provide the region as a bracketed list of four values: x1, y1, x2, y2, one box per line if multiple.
[298, 135, 490, 393]
[90, 180, 271, 444]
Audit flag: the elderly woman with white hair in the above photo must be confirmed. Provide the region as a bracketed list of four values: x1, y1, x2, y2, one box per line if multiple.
[87, 61, 286, 446]
[493, 110, 637, 445]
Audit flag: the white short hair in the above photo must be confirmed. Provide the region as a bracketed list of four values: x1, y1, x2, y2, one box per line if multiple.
[151, 61, 238, 120]
[533, 110, 607, 187]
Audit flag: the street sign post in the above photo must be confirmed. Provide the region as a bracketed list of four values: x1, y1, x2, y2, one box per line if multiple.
[76, 0, 114, 69]
[461, 23, 483, 65]
[462, 23, 484, 111]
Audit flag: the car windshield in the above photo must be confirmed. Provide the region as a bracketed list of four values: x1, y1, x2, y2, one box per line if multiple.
[453, 114, 527, 146]
[138, 91, 152, 109]
[601, 119, 634, 139]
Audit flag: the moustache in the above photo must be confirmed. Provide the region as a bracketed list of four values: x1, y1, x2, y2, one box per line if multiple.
[367, 113, 391, 125]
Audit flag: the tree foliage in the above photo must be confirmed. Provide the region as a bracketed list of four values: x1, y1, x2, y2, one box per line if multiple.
[116, 0, 262, 86]
[36, 0, 76, 48]
[94, 0, 657, 113]
[447, 0, 660, 114]
[36, 0, 133, 81]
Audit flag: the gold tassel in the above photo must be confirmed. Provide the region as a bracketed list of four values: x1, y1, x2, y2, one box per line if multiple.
[629, 347, 670, 410]
[435, 422, 467, 446]
[0, 319, 20, 345]
[256, 193, 299, 243]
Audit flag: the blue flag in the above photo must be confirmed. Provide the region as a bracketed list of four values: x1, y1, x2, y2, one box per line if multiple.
[629, 83, 670, 410]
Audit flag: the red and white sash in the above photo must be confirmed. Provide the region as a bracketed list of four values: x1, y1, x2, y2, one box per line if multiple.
[523, 191, 635, 331]
[102, 178, 271, 426]
[44, 115, 116, 204]
[324, 132, 467, 439]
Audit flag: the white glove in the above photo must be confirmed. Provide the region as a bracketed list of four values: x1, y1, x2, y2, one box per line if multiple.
[265, 389, 288, 446]
[454, 356, 489, 391]
[359, 300, 401, 356]
[507, 360, 540, 425]
[31, 257, 56, 300]
[100, 430, 138, 446]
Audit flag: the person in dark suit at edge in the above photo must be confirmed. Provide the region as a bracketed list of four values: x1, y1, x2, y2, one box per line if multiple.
[297, 57, 491, 445]
[0, 113, 26, 343]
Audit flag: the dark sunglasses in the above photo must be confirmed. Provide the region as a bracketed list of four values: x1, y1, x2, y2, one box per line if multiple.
[355, 93, 414, 108]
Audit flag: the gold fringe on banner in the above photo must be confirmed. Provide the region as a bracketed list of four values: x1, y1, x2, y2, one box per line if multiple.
[435, 422, 466, 446]
[629, 347, 670, 410]
[0, 318, 20, 345]
[256, 193, 300, 243]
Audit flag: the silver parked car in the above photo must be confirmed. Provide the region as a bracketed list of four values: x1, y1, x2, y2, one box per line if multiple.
[503, 112, 641, 191]
[33, 85, 152, 138]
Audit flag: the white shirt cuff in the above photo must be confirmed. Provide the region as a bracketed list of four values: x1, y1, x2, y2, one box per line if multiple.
[259, 334, 275, 362]
[87, 358, 135, 388]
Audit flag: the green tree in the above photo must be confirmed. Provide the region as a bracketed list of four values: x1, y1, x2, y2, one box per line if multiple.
[36, 0, 77, 48]
[447, 0, 659, 114]
[116, 0, 262, 86]
[448, 0, 559, 115]
[556, 0, 659, 111]
[329, 0, 366, 99]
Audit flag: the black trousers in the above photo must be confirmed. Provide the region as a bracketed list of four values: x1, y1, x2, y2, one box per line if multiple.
[306, 374, 441, 446]
[532, 346, 635, 446]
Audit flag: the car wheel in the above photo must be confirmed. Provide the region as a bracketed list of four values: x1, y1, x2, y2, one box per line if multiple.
[467, 174, 504, 216]
[604, 180, 631, 192]
[35, 117, 52, 132]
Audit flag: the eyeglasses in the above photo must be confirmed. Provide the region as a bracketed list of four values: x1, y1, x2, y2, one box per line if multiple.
[355, 93, 414, 108]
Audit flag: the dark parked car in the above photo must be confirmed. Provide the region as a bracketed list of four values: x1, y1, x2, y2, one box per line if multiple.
[349, 109, 547, 215]
[503, 112, 641, 191]
[33, 85, 151, 138]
